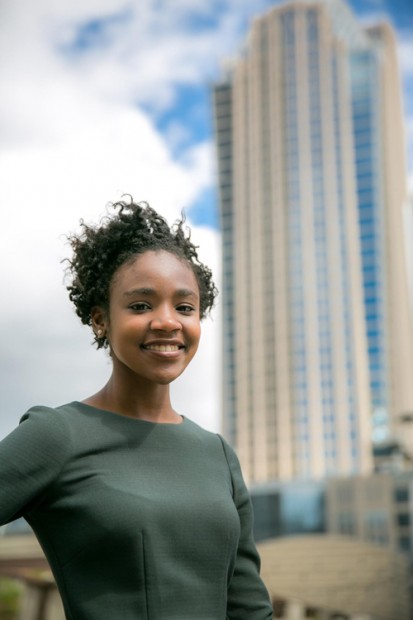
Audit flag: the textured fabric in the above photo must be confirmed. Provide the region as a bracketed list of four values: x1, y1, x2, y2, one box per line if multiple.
[0, 402, 273, 619]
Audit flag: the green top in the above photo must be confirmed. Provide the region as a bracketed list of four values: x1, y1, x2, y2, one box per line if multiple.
[0, 402, 273, 619]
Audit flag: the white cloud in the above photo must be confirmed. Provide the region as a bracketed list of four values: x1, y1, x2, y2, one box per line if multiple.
[0, 0, 272, 113]
[398, 36, 413, 77]
[406, 115, 413, 194]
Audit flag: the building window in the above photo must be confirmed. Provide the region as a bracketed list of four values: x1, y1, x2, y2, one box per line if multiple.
[364, 510, 389, 545]
[397, 513, 410, 527]
[394, 488, 409, 503]
[338, 512, 355, 535]
[398, 537, 411, 553]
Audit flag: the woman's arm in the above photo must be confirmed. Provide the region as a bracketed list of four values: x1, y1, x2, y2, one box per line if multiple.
[219, 437, 273, 619]
[0, 407, 69, 525]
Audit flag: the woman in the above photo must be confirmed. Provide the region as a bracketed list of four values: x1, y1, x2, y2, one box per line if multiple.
[0, 200, 273, 619]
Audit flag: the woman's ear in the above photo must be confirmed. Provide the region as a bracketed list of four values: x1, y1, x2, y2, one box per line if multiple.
[91, 306, 108, 339]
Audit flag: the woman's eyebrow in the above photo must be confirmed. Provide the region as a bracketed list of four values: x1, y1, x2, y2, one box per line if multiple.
[123, 287, 154, 298]
[123, 288, 198, 299]
[175, 289, 199, 299]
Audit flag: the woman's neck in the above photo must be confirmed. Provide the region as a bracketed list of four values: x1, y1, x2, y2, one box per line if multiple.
[83, 375, 181, 423]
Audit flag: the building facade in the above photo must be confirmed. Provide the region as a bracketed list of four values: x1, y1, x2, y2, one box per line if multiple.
[258, 535, 410, 619]
[213, 0, 413, 483]
[326, 471, 413, 559]
[251, 480, 325, 542]
[251, 471, 413, 559]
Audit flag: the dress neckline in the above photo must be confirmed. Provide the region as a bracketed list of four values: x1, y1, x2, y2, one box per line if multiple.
[71, 401, 186, 426]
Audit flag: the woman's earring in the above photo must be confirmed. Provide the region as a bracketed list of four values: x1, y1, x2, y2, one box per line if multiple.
[97, 329, 103, 337]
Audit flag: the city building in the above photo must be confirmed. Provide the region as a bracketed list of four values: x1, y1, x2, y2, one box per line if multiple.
[326, 471, 413, 559]
[251, 472, 413, 617]
[252, 471, 413, 558]
[213, 0, 413, 483]
[251, 480, 325, 542]
[258, 535, 410, 619]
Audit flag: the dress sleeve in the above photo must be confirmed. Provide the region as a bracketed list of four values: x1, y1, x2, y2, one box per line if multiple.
[219, 437, 273, 619]
[0, 406, 69, 525]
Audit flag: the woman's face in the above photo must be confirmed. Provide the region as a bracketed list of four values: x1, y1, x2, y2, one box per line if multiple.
[94, 250, 201, 387]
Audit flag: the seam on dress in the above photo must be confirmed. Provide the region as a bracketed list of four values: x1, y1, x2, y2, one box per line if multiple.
[142, 530, 150, 620]
[216, 434, 235, 499]
[26, 408, 75, 620]
[24, 407, 74, 512]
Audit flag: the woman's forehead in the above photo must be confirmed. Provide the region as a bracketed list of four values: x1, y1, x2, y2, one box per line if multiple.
[111, 250, 199, 295]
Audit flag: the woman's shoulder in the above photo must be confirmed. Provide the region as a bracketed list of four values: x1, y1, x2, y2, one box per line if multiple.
[184, 418, 235, 452]
[17, 401, 98, 447]
[20, 401, 98, 425]
[20, 403, 66, 426]
[182, 418, 238, 460]
[19, 401, 84, 427]
[182, 416, 220, 442]
[17, 403, 73, 446]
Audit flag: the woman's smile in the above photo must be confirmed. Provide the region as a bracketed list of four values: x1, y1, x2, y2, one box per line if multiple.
[142, 340, 185, 354]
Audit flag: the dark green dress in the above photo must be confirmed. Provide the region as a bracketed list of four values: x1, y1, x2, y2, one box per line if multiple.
[0, 402, 273, 619]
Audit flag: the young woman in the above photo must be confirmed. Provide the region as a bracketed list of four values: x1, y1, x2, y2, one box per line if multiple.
[0, 200, 273, 619]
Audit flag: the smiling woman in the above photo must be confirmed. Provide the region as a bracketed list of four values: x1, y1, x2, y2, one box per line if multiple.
[90, 250, 202, 399]
[0, 198, 273, 620]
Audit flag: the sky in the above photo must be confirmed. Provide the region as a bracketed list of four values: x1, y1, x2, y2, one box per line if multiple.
[0, 0, 412, 438]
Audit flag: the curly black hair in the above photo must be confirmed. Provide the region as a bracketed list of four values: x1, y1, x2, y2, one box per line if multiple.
[65, 199, 218, 349]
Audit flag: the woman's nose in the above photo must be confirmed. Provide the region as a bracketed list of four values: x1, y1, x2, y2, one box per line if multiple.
[150, 308, 182, 332]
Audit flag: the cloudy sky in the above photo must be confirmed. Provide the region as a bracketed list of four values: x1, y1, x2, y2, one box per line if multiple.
[0, 0, 412, 438]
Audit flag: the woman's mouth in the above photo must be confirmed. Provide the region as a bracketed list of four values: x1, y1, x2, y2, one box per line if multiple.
[142, 343, 183, 352]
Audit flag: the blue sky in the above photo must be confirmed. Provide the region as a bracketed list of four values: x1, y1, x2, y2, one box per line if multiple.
[50, 0, 413, 228]
[0, 0, 412, 437]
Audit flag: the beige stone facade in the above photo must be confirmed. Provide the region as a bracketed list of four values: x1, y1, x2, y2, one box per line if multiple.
[258, 535, 410, 619]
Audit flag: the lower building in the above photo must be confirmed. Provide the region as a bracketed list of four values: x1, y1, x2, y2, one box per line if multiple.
[326, 471, 413, 558]
[258, 535, 410, 619]
[251, 480, 325, 542]
[252, 470, 413, 560]
[252, 472, 413, 617]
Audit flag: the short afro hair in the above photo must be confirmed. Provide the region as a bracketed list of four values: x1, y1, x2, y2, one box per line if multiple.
[65, 199, 218, 348]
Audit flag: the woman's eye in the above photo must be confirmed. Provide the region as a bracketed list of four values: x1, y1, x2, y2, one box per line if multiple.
[129, 302, 151, 312]
[177, 304, 195, 313]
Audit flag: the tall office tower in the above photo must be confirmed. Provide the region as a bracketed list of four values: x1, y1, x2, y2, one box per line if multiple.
[213, 0, 413, 483]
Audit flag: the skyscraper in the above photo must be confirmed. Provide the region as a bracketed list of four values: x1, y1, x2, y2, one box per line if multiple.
[213, 0, 413, 483]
